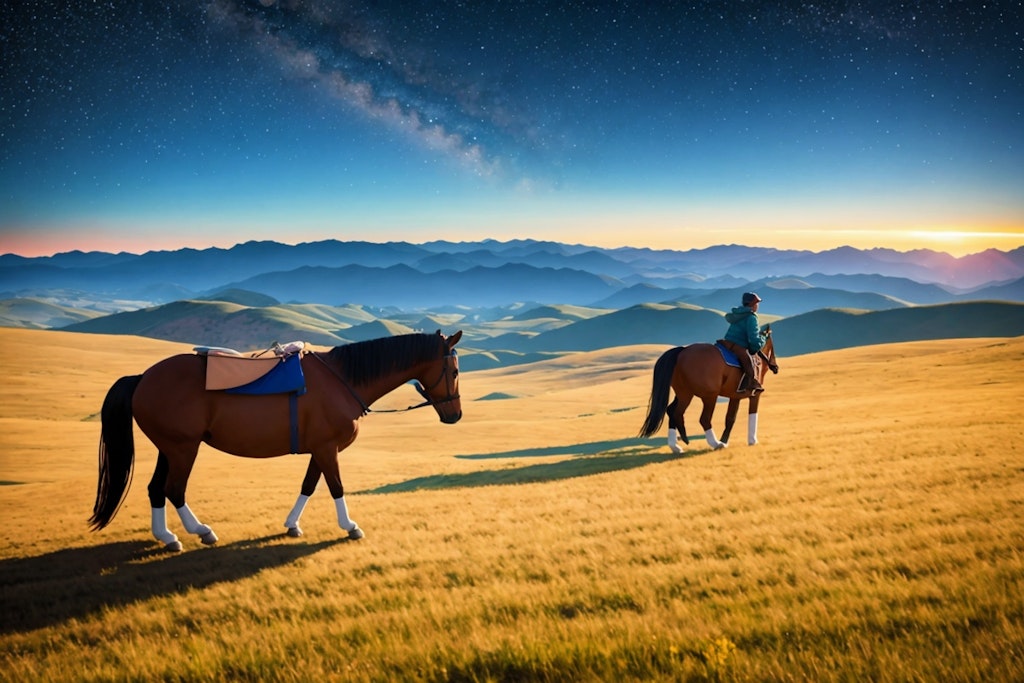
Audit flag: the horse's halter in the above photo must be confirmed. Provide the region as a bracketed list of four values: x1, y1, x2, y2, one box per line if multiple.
[413, 347, 460, 408]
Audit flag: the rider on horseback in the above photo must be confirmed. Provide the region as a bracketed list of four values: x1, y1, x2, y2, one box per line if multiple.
[719, 292, 766, 395]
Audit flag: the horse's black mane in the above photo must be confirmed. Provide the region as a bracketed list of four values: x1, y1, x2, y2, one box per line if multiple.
[327, 333, 443, 386]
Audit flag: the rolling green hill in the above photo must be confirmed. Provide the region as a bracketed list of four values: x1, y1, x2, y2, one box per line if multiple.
[517, 303, 733, 352]
[772, 301, 1024, 355]
[59, 299, 353, 351]
[511, 303, 610, 321]
[199, 288, 280, 307]
[0, 297, 104, 329]
[46, 298, 1024, 363]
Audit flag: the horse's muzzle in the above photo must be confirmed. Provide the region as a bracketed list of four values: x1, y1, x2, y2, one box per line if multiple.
[439, 410, 462, 424]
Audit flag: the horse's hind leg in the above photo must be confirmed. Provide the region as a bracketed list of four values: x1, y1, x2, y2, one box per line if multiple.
[284, 457, 321, 538]
[162, 447, 218, 547]
[147, 452, 182, 552]
[666, 394, 693, 454]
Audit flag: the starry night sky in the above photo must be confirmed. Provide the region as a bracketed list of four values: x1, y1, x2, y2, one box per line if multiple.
[2, 0, 1022, 256]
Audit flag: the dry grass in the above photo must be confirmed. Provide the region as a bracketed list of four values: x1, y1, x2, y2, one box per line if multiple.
[1, 328, 1022, 682]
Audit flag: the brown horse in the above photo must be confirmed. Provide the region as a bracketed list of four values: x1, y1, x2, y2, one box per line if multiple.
[638, 326, 778, 452]
[90, 330, 463, 550]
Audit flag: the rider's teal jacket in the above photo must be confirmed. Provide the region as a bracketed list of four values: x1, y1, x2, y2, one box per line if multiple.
[724, 306, 765, 353]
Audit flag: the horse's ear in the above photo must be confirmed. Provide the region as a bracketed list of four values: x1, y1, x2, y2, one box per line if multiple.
[447, 330, 463, 348]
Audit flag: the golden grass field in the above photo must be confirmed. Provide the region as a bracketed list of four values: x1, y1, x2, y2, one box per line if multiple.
[1, 327, 1022, 682]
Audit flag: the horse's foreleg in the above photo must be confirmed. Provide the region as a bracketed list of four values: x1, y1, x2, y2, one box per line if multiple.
[698, 396, 725, 450]
[747, 395, 761, 445]
[315, 449, 364, 540]
[721, 399, 742, 446]
[284, 457, 322, 537]
[163, 447, 218, 547]
[333, 497, 364, 540]
[147, 452, 182, 551]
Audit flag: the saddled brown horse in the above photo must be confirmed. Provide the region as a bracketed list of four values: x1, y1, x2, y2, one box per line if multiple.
[638, 326, 778, 452]
[90, 330, 463, 550]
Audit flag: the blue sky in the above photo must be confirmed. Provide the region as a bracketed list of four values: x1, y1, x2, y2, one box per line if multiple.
[2, 0, 1022, 257]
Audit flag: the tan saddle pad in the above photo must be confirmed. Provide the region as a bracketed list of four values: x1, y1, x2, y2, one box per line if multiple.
[193, 346, 282, 391]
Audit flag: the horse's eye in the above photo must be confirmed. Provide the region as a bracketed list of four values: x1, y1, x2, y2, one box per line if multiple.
[452, 369, 459, 378]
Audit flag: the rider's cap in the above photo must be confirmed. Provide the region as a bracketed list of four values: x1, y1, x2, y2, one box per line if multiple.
[742, 292, 762, 306]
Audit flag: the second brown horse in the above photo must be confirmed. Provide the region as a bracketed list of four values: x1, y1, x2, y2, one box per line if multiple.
[639, 326, 778, 452]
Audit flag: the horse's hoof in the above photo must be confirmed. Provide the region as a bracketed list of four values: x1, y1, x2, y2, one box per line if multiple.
[165, 540, 183, 552]
[286, 526, 303, 538]
[668, 444, 683, 454]
[347, 526, 365, 540]
[199, 530, 219, 545]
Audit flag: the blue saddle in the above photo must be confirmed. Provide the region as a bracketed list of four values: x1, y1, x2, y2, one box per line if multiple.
[714, 341, 742, 368]
[226, 353, 306, 396]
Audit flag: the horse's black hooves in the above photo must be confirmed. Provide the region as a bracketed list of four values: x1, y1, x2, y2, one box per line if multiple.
[285, 527, 303, 538]
[347, 527, 365, 540]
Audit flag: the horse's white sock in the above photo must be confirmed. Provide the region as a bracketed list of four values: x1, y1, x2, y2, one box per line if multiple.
[334, 496, 358, 532]
[705, 429, 724, 449]
[151, 507, 179, 545]
[667, 428, 682, 453]
[176, 504, 210, 535]
[285, 494, 310, 528]
[748, 413, 759, 445]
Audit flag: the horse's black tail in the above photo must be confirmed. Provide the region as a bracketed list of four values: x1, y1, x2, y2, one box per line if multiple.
[89, 375, 142, 531]
[638, 347, 683, 438]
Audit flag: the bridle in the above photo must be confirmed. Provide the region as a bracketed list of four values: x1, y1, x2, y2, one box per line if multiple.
[758, 328, 780, 375]
[310, 345, 460, 415]
[411, 348, 460, 409]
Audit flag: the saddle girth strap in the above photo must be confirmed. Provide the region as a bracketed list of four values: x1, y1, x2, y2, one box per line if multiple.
[289, 391, 300, 454]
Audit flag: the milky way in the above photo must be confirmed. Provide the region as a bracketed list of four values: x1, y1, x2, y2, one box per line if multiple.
[1, 1, 1021, 255]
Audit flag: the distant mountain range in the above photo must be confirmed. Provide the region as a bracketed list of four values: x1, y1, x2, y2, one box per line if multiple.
[2, 238, 1023, 369]
[4, 239, 1023, 302]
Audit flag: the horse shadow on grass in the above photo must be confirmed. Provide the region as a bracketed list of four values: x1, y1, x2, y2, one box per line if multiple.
[361, 437, 709, 494]
[0, 534, 341, 635]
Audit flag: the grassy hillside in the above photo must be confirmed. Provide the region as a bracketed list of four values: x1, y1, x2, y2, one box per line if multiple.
[774, 300, 1024, 355]
[3, 297, 1020, 365]
[519, 303, 728, 352]
[59, 299, 364, 351]
[511, 303, 611, 321]
[0, 297, 104, 329]
[199, 287, 280, 307]
[1, 328, 1022, 682]
[0, 299, 102, 331]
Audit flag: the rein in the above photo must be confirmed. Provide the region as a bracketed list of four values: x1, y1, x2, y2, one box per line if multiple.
[757, 329, 779, 374]
[309, 349, 459, 415]
[310, 352, 370, 415]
